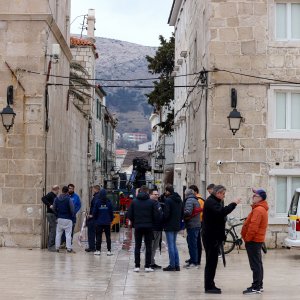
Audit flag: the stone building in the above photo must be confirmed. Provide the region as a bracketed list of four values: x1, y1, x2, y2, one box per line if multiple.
[0, 3, 117, 248]
[70, 10, 117, 190]
[169, 0, 300, 247]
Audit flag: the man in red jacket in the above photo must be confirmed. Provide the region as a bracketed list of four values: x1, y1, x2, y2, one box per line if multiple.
[241, 188, 269, 295]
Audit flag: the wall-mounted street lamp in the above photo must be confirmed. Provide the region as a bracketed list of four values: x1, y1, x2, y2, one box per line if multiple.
[156, 153, 166, 171]
[0, 86, 16, 133]
[227, 88, 243, 135]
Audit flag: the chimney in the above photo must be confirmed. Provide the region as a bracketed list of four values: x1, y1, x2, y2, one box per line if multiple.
[87, 9, 96, 41]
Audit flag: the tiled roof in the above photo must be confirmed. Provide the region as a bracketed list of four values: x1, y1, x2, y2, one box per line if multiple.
[70, 36, 96, 49]
[116, 149, 127, 155]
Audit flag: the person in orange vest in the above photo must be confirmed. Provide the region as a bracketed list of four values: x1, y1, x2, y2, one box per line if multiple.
[187, 185, 205, 266]
[241, 188, 268, 295]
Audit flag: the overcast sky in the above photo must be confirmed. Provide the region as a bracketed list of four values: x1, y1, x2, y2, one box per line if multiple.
[71, 0, 174, 47]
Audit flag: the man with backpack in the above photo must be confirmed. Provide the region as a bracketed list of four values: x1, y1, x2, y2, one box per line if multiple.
[183, 188, 202, 269]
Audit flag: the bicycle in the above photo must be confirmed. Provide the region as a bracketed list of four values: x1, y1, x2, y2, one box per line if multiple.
[224, 217, 246, 254]
[224, 217, 268, 255]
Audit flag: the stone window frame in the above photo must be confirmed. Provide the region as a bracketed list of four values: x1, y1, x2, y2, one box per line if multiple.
[269, 168, 300, 224]
[267, 84, 300, 138]
[269, 0, 300, 47]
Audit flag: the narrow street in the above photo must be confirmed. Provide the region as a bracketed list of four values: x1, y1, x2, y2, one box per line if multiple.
[0, 228, 299, 299]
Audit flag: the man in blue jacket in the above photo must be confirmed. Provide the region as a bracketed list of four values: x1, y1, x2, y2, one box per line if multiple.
[53, 186, 75, 253]
[68, 183, 81, 242]
[92, 189, 114, 256]
[85, 185, 100, 252]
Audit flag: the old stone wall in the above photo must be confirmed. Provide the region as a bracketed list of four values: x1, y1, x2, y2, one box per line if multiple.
[207, 0, 300, 247]
[171, 0, 300, 247]
[0, 0, 91, 247]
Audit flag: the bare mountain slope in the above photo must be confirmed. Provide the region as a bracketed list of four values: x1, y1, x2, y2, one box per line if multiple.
[94, 37, 157, 138]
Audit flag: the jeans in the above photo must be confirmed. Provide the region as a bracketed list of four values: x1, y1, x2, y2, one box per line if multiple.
[202, 236, 219, 290]
[87, 219, 96, 250]
[134, 227, 153, 268]
[197, 225, 202, 264]
[95, 224, 111, 251]
[186, 227, 200, 264]
[151, 231, 162, 265]
[165, 231, 180, 268]
[46, 213, 57, 249]
[245, 241, 264, 289]
[55, 218, 73, 250]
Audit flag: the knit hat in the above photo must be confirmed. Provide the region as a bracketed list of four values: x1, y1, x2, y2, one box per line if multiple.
[252, 188, 267, 200]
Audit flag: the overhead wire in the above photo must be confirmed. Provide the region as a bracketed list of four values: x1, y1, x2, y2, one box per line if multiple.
[17, 68, 202, 82]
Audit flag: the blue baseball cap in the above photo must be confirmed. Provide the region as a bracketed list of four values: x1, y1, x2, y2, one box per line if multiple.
[252, 188, 267, 200]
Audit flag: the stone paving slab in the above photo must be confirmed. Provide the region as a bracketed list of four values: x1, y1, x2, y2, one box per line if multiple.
[0, 228, 299, 299]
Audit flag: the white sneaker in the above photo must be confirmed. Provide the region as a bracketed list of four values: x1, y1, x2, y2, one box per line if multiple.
[94, 251, 101, 256]
[185, 263, 198, 269]
[133, 267, 140, 272]
[107, 251, 113, 256]
[145, 267, 154, 272]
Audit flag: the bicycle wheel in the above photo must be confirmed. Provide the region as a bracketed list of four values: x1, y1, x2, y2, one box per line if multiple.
[224, 229, 235, 254]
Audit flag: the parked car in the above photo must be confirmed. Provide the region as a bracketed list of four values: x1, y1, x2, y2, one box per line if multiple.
[284, 188, 300, 248]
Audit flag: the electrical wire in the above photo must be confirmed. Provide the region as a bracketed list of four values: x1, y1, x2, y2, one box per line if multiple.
[47, 83, 204, 89]
[17, 66, 300, 85]
[17, 68, 202, 82]
[210, 68, 300, 85]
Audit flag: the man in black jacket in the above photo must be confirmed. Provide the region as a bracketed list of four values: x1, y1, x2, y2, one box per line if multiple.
[202, 185, 241, 294]
[163, 184, 183, 272]
[85, 185, 100, 252]
[149, 189, 163, 269]
[41, 185, 59, 251]
[127, 185, 160, 272]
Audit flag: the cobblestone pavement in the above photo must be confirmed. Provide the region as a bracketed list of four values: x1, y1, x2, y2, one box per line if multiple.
[0, 228, 299, 299]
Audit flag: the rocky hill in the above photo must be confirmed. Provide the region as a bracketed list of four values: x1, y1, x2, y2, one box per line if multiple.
[94, 37, 157, 139]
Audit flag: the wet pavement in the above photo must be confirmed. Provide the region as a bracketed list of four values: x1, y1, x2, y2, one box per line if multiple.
[1, 228, 300, 299]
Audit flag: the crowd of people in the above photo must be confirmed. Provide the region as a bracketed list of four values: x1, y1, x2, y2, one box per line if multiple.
[42, 182, 269, 295]
[42, 183, 81, 254]
[126, 183, 268, 295]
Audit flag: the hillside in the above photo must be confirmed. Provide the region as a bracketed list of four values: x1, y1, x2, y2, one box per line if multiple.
[94, 37, 157, 139]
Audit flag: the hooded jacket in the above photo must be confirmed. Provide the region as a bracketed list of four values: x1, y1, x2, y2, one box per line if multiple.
[184, 194, 201, 229]
[53, 194, 74, 221]
[163, 192, 183, 232]
[127, 192, 158, 229]
[241, 200, 269, 243]
[202, 193, 237, 241]
[92, 189, 114, 226]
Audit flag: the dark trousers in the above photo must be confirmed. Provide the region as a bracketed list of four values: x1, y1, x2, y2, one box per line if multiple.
[203, 236, 219, 290]
[187, 227, 200, 264]
[134, 227, 153, 268]
[46, 213, 57, 249]
[87, 219, 96, 250]
[95, 224, 111, 251]
[245, 242, 264, 289]
[197, 228, 202, 265]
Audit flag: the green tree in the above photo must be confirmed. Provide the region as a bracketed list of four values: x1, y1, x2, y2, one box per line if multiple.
[146, 35, 175, 134]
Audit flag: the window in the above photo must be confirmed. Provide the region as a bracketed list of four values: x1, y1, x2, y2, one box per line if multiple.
[268, 86, 300, 138]
[276, 176, 300, 215]
[276, 3, 300, 40]
[96, 99, 102, 120]
[95, 143, 101, 162]
[275, 91, 300, 130]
